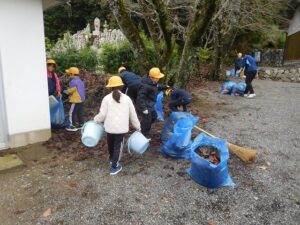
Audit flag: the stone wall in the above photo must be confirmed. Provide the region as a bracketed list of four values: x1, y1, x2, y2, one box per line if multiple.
[260, 49, 284, 67]
[259, 66, 300, 83]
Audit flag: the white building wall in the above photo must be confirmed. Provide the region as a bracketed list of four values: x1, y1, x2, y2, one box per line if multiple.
[0, 0, 51, 147]
[288, 8, 300, 36]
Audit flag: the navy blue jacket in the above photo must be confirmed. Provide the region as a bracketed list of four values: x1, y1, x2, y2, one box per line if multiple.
[241, 55, 258, 73]
[235, 57, 243, 69]
[119, 71, 141, 89]
[171, 89, 192, 103]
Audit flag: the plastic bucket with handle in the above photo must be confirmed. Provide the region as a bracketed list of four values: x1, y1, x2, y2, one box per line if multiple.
[81, 121, 105, 147]
[128, 131, 150, 154]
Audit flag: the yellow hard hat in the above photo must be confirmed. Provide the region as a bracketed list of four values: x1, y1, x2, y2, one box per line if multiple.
[165, 88, 172, 96]
[237, 52, 242, 57]
[149, 67, 164, 79]
[118, 66, 126, 74]
[65, 67, 79, 75]
[106, 76, 124, 88]
[47, 59, 56, 64]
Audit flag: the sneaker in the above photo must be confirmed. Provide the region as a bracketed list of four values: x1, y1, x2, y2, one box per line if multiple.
[110, 165, 122, 175]
[247, 93, 256, 98]
[244, 93, 249, 97]
[65, 125, 78, 132]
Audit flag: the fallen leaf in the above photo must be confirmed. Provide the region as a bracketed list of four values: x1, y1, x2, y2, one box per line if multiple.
[208, 222, 216, 225]
[266, 162, 271, 166]
[259, 165, 268, 170]
[68, 181, 78, 189]
[42, 208, 52, 218]
[161, 195, 169, 203]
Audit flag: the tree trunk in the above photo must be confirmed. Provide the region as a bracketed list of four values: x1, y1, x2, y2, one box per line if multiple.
[175, 0, 217, 88]
[151, 0, 174, 69]
[138, 0, 161, 57]
[208, 0, 242, 80]
[107, 0, 150, 72]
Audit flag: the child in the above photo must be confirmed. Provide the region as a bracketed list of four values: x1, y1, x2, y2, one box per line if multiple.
[118, 66, 142, 104]
[94, 76, 141, 175]
[240, 54, 258, 98]
[64, 67, 85, 131]
[165, 88, 192, 112]
[136, 67, 168, 137]
[47, 59, 61, 96]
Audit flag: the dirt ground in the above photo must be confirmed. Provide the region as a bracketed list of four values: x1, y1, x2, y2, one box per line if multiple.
[0, 78, 299, 225]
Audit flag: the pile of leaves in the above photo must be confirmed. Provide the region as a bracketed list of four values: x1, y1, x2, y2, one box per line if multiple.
[45, 71, 209, 161]
[196, 145, 220, 165]
[44, 71, 110, 161]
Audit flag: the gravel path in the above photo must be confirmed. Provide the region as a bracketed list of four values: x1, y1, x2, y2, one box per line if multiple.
[0, 79, 299, 225]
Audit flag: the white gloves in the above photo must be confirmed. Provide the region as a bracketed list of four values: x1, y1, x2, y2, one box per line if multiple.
[143, 109, 149, 115]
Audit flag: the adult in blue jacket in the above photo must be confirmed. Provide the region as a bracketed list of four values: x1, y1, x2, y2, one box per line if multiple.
[241, 54, 258, 98]
[118, 67, 142, 103]
[166, 88, 192, 112]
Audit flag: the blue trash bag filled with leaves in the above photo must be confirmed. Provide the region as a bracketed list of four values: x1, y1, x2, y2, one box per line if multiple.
[220, 81, 236, 95]
[50, 96, 65, 128]
[154, 91, 164, 121]
[231, 82, 246, 97]
[160, 116, 199, 159]
[187, 133, 235, 188]
[161, 112, 196, 143]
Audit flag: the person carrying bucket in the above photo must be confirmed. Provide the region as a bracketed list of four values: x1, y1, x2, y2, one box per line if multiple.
[136, 67, 169, 137]
[118, 66, 142, 104]
[64, 67, 86, 131]
[94, 76, 141, 175]
[165, 88, 192, 112]
[47, 59, 61, 96]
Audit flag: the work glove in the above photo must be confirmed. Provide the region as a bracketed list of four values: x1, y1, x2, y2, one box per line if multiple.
[142, 109, 149, 115]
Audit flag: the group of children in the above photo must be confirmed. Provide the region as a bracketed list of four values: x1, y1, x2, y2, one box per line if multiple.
[47, 60, 192, 175]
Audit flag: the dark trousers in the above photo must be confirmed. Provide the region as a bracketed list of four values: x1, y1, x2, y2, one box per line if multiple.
[125, 86, 138, 104]
[244, 71, 256, 94]
[107, 133, 125, 168]
[169, 99, 191, 112]
[69, 103, 84, 126]
[140, 110, 157, 137]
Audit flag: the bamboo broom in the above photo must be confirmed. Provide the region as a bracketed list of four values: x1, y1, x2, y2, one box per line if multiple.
[194, 126, 257, 162]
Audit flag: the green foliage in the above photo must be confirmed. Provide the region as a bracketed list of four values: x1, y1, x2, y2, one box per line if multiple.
[51, 47, 98, 74]
[99, 36, 159, 74]
[99, 42, 136, 74]
[45, 37, 55, 52]
[197, 47, 213, 64]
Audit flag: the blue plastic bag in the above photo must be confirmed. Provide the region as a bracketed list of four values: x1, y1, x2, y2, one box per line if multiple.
[220, 81, 236, 95]
[160, 115, 199, 159]
[50, 96, 65, 128]
[154, 91, 164, 121]
[231, 82, 246, 96]
[161, 112, 196, 143]
[187, 133, 235, 188]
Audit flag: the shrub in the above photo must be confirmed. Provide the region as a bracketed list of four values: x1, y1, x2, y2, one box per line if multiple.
[99, 36, 159, 75]
[50, 47, 98, 74]
[99, 41, 136, 74]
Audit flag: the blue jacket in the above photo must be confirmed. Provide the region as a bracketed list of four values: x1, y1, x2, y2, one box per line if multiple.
[119, 71, 141, 89]
[241, 55, 258, 73]
[171, 89, 192, 103]
[235, 57, 243, 69]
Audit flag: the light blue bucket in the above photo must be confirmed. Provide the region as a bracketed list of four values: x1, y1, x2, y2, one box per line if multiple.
[81, 121, 105, 147]
[127, 131, 150, 154]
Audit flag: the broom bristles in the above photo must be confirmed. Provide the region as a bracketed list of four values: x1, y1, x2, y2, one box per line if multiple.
[228, 143, 257, 162]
